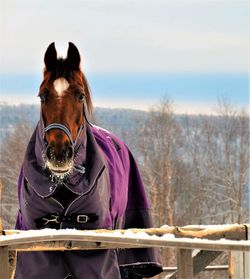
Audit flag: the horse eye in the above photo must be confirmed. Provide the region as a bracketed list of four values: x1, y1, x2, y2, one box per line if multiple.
[39, 95, 47, 103]
[78, 94, 85, 102]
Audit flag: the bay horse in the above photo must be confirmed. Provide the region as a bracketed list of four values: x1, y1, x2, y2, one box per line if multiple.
[15, 42, 162, 279]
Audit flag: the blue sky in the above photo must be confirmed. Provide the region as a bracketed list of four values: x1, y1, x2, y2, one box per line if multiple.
[0, 1, 249, 113]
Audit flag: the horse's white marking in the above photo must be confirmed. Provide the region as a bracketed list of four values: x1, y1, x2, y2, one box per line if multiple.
[53, 78, 69, 96]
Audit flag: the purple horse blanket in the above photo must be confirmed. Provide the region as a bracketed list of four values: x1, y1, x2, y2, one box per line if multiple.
[15, 120, 162, 279]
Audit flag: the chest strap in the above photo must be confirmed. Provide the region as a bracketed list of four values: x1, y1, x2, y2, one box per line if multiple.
[35, 213, 98, 229]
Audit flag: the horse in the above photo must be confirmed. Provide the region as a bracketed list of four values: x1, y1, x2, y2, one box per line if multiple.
[15, 42, 162, 279]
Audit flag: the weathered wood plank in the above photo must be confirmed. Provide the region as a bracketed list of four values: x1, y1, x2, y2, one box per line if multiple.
[230, 252, 244, 279]
[0, 224, 248, 279]
[11, 241, 136, 251]
[193, 250, 222, 275]
[1, 232, 249, 252]
[177, 249, 193, 279]
[168, 250, 223, 279]
[9, 251, 16, 279]
[1, 224, 248, 240]
[229, 224, 250, 279]
[244, 224, 250, 279]
[244, 250, 250, 279]
[163, 265, 228, 272]
[0, 179, 3, 232]
[0, 246, 9, 279]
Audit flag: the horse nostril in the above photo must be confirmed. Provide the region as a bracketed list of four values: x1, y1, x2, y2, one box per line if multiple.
[46, 144, 73, 163]
[46, 146, 54, 160]
[64, 145, 73, 159]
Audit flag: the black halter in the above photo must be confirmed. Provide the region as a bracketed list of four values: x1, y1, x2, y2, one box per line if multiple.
[44, 123, 75, 146]
[44, 123, 83, 148]
[43, 103, 91, 175]
[44, 102, 92, 147]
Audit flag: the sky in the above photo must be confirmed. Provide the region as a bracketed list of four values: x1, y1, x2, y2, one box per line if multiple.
[0, 0, 249, 113]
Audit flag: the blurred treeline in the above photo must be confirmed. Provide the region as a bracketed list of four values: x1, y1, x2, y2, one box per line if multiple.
[0, 98, 249, 278]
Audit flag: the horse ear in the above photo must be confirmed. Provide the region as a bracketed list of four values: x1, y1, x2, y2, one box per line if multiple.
[44, 42, 57, 71]
[67, 42, 81, 70]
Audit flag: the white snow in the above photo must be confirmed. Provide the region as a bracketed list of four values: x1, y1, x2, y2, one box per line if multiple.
[180, 224, 242, 230]
[0, 227, 244, 242]
[0, 226, 249, 253]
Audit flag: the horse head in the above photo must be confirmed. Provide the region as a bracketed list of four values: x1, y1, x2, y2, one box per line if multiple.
[39, 42, 92, 177]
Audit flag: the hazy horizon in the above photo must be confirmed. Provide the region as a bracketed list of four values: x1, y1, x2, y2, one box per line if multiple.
[0, 72, 248, 114]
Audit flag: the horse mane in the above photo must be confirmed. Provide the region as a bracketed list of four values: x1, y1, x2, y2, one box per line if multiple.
[43, 57, 93, 115]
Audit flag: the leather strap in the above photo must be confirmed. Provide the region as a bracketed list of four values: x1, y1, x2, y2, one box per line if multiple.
[35, 213, 98, 229]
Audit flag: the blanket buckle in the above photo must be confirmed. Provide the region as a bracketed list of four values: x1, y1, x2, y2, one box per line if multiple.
[77, 215, 89, 223]
[42, 215, 60, 225]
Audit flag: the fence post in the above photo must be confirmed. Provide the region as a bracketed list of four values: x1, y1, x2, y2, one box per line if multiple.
[177, 249, 193, 279]
[229, 224, 250, 279]
[0, 246, 9, 279]
[229, 252, 244, 279]
[244, 251, 250, 279]
[0, 179, 3, 231]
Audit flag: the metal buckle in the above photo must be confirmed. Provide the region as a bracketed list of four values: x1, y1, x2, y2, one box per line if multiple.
[77, 215, 89, 223]
[42, 215, 60, 225]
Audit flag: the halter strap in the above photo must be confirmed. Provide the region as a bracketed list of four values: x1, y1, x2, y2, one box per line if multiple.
[44, 123, 74, 146]
[42, 104, 90, 176]
[44, 123, 85, 175]
[44, 103, 92, 146]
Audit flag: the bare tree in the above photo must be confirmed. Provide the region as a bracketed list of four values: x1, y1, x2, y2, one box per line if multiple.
[0, 121, 33, 228]
[201, 99, 249, 224]
[181, 115, 209, 224]
[136, 97, 188, 269]
[138, 98, 180, 226]
[183, 98, 250, 225]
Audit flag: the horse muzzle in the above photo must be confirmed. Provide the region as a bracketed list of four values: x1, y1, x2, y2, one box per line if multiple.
[44, 123, 75, 176]
[45, 143, 74, 176]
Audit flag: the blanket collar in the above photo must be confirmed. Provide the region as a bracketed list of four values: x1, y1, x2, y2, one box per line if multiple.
[23, 120, 106, 198]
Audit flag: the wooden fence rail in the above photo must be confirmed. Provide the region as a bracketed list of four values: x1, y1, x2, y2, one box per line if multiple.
[0, 224, 249, 279]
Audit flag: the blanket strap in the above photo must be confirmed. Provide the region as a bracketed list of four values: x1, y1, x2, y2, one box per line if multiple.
[35, 213, 98, 229]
